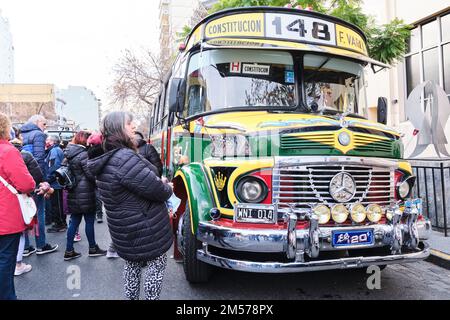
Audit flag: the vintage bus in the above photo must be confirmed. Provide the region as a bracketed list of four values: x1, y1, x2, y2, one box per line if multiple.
[150, 6, 431, 283]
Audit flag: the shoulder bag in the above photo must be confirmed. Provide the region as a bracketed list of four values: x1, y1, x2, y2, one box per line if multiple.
[0, 175, 37, 225]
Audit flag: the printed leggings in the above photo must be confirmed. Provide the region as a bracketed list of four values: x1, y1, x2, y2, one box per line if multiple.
[123, 253, 167, 300]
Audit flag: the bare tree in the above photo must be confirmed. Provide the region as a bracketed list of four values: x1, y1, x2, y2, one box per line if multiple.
[109, 48, 167, 135]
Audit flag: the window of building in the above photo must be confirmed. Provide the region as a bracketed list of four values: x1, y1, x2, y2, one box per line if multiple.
[405, 10, 450, 101]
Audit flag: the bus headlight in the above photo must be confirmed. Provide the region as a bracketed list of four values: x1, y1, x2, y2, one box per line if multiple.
[350, 203, 367, 223]
[331, 204, 349, 224]
[397, 176, 416, 200]
[313, 204, 331, 224]
[367, 204, 383, 223]
[236, 177, 268, 203]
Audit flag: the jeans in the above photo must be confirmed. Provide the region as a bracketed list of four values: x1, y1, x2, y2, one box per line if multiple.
[16, 234, 25, 263]
[25, 195, 46, 249]
[66, 213, 96, 252]
[0, 233, 21, 300]
[50, 189, 66, 226]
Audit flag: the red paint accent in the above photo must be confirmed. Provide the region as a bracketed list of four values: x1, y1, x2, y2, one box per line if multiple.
[394, 170, 404, 201]
[213, 218, 310, 230]
[172, 178, 187, 260]
[166, 128, 172, 168]
[249, 169, 272, 204]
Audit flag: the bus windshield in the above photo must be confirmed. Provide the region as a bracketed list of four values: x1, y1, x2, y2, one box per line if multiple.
[185, 49, 297, 117]
[304, 54, 368, 118]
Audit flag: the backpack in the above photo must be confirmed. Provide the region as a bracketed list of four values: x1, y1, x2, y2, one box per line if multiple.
[55, 159, 77, 190]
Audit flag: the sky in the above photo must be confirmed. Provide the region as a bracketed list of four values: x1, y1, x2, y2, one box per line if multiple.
[0, 0, 160, 107]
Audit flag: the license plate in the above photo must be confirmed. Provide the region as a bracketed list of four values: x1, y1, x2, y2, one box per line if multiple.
[234, 204, 276, 224]
[332, 229, 374, 247]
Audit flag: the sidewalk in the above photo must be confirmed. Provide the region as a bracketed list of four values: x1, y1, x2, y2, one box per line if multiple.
[426, 230, 450, 270]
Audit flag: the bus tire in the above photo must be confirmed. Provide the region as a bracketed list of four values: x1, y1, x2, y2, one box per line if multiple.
[182, 204, 212, 283]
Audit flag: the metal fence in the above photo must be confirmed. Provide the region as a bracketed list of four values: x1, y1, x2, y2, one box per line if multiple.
[409, 159, 450, 237]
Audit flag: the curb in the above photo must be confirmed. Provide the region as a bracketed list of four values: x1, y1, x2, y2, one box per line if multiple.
[426, 249, 450, 270]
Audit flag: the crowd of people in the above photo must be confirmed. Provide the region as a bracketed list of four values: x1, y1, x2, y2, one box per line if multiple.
[0, 111, 174, 300]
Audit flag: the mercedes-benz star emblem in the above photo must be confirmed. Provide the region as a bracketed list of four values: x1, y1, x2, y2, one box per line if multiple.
[329, 172, 356, 203]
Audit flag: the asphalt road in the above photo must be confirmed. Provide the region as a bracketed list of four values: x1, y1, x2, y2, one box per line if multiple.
[15, 219, 450, 300]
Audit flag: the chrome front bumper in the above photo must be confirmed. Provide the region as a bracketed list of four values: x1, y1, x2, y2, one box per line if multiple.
[196, 202, 431, 273]
[197, 243, 430, 273]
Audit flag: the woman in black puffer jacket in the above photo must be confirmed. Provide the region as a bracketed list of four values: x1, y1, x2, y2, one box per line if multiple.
[63, 131, 106, 261]
[87, 112, 173, 300]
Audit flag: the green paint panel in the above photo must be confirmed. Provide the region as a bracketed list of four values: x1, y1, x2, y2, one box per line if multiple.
[178, 163, 215, 233]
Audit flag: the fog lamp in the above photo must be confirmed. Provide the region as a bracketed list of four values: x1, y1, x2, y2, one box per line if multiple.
[313, 204, 331, 225]
[331, 204, 349, 224]
[367, 204, 383, 223]
[350, 203, 367, 223]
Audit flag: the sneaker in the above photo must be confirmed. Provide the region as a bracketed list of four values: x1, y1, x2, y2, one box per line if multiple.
[22, 246, 37, 257]
[106, 249, 119, 259]
[36, 243, 58, 255]
[89, 245, 107, 257]
[14, 263, 32, 276]
[96, 217, 103, 223]
[74, 233, 81, 242]
[64, 250, 81, 261]
[47, 224, 67, 233]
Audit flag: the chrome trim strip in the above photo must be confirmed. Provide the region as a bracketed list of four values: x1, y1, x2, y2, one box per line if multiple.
[197, 220, 431, 253]
[273, 156, 400, 168]
[197, 243, 430, 273]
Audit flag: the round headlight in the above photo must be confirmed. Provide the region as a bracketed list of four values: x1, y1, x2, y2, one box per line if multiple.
[398, 180, 411, 199]
[367, 204, 383, 223]
[313, 205, 331, 225]
[236, 177, 268, 203]
[350, 203, 367, 223]
[331, 204, 349, 224]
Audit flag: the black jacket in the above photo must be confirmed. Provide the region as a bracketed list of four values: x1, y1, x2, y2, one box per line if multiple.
[87, 147, 173, 262]
[11, 141, 44, 185]
[136, 139, 163, 178]
[65, 144, 96, 214]
[22, 151, 44, 185]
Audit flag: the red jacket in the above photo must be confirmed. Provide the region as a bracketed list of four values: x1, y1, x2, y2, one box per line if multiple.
[0, 139, 36, 235]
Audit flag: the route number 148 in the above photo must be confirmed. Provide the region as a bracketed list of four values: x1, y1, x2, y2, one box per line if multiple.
[271, 17, 331, 41]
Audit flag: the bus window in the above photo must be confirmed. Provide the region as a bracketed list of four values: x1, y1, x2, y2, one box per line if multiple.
[185, 49, 296, 117]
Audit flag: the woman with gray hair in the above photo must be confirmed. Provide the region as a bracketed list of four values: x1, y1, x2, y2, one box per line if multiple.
[88, 111, 173, 300]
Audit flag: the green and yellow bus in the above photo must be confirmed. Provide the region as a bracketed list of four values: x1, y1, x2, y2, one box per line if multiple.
[150, 6, 431, 283]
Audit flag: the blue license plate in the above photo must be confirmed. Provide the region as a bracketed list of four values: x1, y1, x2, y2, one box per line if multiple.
[332, 230, 374, 247]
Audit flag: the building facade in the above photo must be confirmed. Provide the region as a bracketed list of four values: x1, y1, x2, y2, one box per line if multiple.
[159, 0, 219, 67]
[0, 10, 14, 83]
[0, 84, 56, 125]
[362, 0, 450, 157]
[56, 86, 100, 131]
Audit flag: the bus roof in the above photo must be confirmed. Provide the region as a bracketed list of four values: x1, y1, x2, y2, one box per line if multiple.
[184, 6, 389, 68]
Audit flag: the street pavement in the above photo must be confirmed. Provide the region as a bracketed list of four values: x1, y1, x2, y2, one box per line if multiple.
[15, 219, 450, 300]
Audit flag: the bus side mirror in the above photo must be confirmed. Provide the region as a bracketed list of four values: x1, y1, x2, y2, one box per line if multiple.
[377, 97, 388, 125]
[169, 78, 186, 113]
